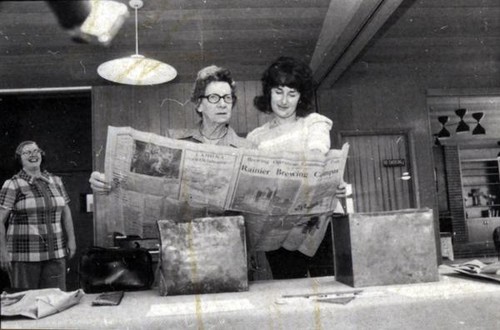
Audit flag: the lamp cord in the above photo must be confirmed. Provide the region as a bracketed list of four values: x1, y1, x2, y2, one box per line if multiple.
[134, 5, 139, 55]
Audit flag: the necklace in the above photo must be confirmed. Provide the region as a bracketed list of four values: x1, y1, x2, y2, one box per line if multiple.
[199, 126, 229, 140]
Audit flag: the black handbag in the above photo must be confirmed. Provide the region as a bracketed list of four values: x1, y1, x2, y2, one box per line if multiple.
[78, 246, 154, 293]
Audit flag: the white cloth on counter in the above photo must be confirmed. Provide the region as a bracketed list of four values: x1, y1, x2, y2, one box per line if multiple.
[1, 288, 84, 319]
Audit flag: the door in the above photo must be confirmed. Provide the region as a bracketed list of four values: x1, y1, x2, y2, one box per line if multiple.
[341, 132, 416, 213]
[467, 218, 500, 245]
[0, 90, 93, 290]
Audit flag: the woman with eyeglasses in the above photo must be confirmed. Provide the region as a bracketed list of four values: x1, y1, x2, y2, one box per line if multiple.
[0, 141, 76, 290]
[246, 56, 345, 280]
[89, 65, 254, 192]
[168, 65, 255, 147]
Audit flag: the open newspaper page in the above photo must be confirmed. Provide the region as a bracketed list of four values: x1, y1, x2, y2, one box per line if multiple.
[179, 142, 241, 208]
[104, 126, 240, 237]
[231, 144, 349, 251]
[290, 143, 349, 214]
[228, 144, 349, 215]
[104, 127, 181, 237]
[103, 126, 349, 244]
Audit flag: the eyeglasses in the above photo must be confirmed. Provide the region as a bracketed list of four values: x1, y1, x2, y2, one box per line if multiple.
[21, 149, 43, 157]
[200, 94, 234, 104]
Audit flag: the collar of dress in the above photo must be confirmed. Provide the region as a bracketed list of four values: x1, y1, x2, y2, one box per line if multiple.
[17, 169, 53, 185]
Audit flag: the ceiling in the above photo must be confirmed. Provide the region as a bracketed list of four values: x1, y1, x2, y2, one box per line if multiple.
[0, 0, 404, 88]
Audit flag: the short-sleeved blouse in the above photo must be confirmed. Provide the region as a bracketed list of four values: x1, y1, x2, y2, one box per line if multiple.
[0, 170, 70, 262]
[246, 113, 332, 154]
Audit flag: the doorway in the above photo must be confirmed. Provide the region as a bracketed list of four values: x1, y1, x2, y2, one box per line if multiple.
[340, 132, 417, 213]
[0, 89, 93, 290]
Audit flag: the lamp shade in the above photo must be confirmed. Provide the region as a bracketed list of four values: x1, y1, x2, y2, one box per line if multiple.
[456, 120, 470, 133]
[437, 116, 450, 138]
[455, 108, 467, 118]
[97, 54, 177, 85]
[96, 0, 177, 85]
[472, 124, 486, 135]
[471, 112, 485, 135]
[437, 127, 451, 138]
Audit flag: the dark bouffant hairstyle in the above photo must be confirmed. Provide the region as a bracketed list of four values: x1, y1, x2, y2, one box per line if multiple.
[191, 65, 237, 116]
[254, 56, 315, 117]
[15, 140, 45, 171]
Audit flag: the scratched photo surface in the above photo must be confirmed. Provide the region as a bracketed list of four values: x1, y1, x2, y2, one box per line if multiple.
[2, 0, 499, 328]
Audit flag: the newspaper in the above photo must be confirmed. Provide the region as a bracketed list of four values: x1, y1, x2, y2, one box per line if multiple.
[102, 126, 349, 246]
[444, 259, 500, 283]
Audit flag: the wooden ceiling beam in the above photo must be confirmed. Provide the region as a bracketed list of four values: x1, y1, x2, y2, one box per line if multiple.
[310, 0, 380, 85]
[311, 0, 405, 90]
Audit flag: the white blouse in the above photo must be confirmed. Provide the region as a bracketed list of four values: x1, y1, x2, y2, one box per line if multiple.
[246, 113, 332, 154]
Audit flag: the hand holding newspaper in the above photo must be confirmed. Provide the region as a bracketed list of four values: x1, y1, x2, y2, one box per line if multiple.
[99, 126, 349, 250]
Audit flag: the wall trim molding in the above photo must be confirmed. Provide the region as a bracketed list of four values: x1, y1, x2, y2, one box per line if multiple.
[427, 88, 500, 97]
[0, 86, 91, 94]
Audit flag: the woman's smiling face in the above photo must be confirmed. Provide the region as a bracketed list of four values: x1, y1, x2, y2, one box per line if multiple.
[270, 86, 300, 121]
[20, 143, 42, 170]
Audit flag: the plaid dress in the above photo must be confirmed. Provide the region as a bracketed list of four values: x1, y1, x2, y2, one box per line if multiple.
[0, 170, 70, 262]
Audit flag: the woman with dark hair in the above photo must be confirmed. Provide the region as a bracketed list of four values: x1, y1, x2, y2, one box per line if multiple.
[248, 56, 331, 154]
[247, 56, 343, 279]
[253, 56, 316, 117]
[0, 141, 76, 290]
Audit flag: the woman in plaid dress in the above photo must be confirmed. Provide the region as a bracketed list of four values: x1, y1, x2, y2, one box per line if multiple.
[0, 141, 76, 290]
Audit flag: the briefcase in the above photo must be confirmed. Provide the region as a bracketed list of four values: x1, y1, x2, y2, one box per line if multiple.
[78, 246, 154, 293]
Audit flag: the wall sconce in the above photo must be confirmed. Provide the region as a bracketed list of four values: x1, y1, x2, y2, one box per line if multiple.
[436, 108, 485, 139]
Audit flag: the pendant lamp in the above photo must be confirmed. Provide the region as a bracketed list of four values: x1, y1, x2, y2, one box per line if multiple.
[97, 0, 177, 85]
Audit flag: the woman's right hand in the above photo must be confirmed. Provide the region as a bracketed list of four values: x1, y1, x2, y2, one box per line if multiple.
[89, 171, 112, 193]
[0, 249, 11, 273]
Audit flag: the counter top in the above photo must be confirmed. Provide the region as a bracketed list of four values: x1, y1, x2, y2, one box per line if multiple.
[2, 266, 500, 330]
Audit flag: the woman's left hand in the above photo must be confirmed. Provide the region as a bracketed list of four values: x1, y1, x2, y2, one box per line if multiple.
[67, 239, 76, 259]
[335, 181, 347, 198]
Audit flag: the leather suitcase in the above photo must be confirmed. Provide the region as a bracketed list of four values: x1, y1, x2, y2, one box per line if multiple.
[78, 246, 154, 293]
